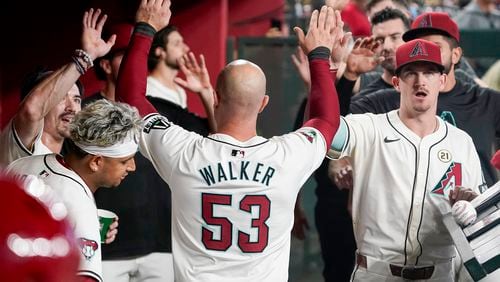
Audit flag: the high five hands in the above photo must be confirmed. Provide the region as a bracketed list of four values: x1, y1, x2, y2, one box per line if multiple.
[294, 6, 346, 64]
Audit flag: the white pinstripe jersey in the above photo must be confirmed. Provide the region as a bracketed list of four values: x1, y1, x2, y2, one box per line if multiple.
[0, 120, 51, 166]
[7, 154, 103, 282]
[139, 113, 326, 282]
[338, 110, 484, 265]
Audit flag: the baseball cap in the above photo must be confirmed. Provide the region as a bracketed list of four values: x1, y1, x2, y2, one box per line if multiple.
[0, 174, 79, 281]
[395, 39, 444, 74]
[402, 12, 459, 43]
[107, 23, 134, 55]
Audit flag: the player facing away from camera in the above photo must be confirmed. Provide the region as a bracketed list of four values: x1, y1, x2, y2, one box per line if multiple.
[116, 1, 344, 281]
[329, 39, 485, 281]
[7, 100, 142, 282]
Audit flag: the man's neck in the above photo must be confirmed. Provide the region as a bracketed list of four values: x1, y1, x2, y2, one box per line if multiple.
[64, 154, 98, 193]
[381, 70, 394, 86]
[100, 80, 116, 101]
[398, 109, 438, 138]
[41, 132, 64, 154]
[150, 64, 179, 90]
[442, 70, 456, 92]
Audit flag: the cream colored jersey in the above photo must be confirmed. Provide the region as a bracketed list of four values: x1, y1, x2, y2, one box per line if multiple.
[139, 113, 326, 282]
[7, 154, 103, 282]
[338, 110, 484, 265]
[0, 120, 51, 166]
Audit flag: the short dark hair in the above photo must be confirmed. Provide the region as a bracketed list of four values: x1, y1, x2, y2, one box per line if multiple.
[20, 67, 84, 101]
[366, 0, 409, 13]
[147, 25, 178, 71]
[371, 7, 410, 30]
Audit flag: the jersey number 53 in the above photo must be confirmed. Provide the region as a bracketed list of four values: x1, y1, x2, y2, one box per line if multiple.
[201, 193, 270, 253]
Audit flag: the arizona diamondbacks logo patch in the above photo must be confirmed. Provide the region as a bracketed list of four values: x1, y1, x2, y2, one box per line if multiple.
[78, 238, 98, 261]
[431, 162, 462, 197]
[300, 130, 317, 143]
[143, 115, 171, 133]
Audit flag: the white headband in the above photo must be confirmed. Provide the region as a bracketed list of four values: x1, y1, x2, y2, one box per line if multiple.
[74, 131, 138, 158]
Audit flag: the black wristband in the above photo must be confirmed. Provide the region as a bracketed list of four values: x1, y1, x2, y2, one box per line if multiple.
[135, 22, 156, 37]
[307, 46, 331, 61]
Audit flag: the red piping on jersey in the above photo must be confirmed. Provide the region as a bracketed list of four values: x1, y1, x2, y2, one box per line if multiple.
[303, 59, 340, 149]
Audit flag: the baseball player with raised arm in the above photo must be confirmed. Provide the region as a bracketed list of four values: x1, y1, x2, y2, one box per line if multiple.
[329, 39, 485, 281]
[7, 100, 141, 282]
[0, 8, 115, 167]
[116, 1, 343, 281]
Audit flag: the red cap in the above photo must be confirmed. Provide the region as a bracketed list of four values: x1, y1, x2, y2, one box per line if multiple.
[395, 39, 444, 74]
[108, 23, 134, 55]
[0, 175, 80, 282]
[491, 150, 500, 170]
[403, 12, 459, 43]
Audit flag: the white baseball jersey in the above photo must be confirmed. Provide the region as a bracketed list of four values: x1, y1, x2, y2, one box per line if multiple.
[139, 113, 326, 282]
[336, 110, 484, 265]
[7, 154, 103, 282]
[0, 119, 51, 166]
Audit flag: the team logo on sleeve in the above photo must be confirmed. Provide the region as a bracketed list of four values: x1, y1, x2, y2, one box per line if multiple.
[431, 162, 462, 197]
[300, 130, 317, 143]
[143, 115, 170, 133]
[78, 238, 98, 260]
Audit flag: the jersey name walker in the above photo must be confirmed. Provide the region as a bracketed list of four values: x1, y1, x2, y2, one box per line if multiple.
[0, 120, 51, 166]
[7, 154, 103, 282]
[139, 113, 326, 282]
[338, 110, 484, 265]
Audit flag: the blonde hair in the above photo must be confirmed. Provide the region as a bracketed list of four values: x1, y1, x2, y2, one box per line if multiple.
[70, 99, 142, 147]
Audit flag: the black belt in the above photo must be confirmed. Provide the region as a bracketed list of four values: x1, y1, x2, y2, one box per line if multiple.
[356, 253, 435, 280]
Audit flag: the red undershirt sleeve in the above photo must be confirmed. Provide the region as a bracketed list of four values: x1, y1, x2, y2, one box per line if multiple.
[303, 46, 340, 149]
[116, 22, 157, 117]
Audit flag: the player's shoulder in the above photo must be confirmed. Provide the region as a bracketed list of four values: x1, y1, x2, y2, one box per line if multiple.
[8, 153, 47, 170]
[443, 119, 474, 142]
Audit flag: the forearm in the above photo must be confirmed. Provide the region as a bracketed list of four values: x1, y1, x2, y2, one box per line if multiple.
[199, 88, 217, 133]
[14, 61, 82, 148]
[116, 22, 157, 116]
[303, 47, 340, 149]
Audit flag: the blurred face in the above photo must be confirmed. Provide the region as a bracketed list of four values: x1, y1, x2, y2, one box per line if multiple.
[418, 34, 458, 75]
[326, 0, 349, 10]
[372, 18, 407, 74]
[164, 31, 190, 69]
[394, 62, 446, 114]
[99, 154, 136, 188]
[367, 0, 410, 19]
[44, 84, 81, 140]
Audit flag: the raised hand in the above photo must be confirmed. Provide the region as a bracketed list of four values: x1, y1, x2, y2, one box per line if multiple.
[329, 10, 352, 67]
[175, 52, 213, 94]
[344, 37, 384, 80]
[81, 8, 116, 60]
[291, 47, 311, 88]
[294, 6, 335, 55]
[136, 0, 172, 31]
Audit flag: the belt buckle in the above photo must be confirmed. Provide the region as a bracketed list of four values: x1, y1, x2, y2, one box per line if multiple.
[400, 265, 417, 279]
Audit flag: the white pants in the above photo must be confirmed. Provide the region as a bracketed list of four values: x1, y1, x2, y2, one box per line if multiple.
[102, 252, 174, 282]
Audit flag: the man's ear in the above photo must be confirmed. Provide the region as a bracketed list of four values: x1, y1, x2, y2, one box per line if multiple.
[439, 73, 448, 91]
[392, 76, 400, 91]
[451, 47, 462, 66]
[100, 59, 112, 75]
[258, 95, 270, 113]
[155, 46, 164, 58]
[213, 90, 220, 108]
[89, 155, 103, 172]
